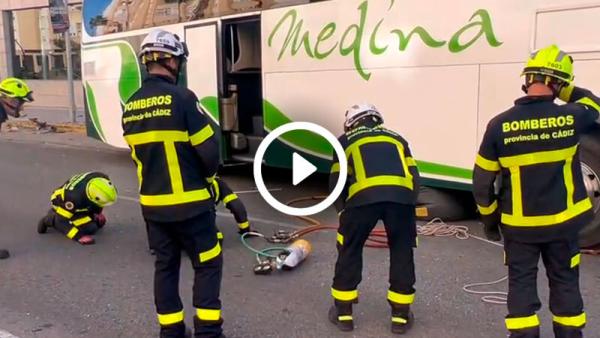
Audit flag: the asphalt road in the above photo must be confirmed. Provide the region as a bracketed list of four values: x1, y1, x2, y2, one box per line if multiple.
[0, 131, 599, 338]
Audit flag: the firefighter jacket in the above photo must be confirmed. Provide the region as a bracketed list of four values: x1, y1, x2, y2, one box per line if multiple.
[50, 172, 105, 239]
[329, 122, 420, 212]
[122, 75, 219, 222]
[473, 87, 600, 242]
[212, 178, 249, 232]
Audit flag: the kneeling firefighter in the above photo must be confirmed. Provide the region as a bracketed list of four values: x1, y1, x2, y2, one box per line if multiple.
[473, 45, 600, 338]
[0, 77, 34, 132]
[328, 103, 420, 334]
[38, 172, 117, 245]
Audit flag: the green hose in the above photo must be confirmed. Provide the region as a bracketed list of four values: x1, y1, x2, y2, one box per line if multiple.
[240, 232, 289, 261]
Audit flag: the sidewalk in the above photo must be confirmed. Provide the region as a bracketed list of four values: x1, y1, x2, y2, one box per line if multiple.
[3, 106, 86, 134]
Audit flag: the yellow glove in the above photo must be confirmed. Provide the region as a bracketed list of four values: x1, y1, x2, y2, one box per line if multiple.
[558, 83, 575, 102]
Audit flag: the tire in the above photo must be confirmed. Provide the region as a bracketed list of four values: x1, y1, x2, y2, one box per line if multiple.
[416, 186, 475, 222]
[578, 126, 600, 248]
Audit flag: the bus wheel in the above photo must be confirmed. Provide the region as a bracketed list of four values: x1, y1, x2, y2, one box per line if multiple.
[579, 127, 600, 248]
[416, 186, 475, 222]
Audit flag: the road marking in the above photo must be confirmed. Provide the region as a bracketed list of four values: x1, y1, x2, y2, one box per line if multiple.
[0, 329, 20, 338]
[118, 195, 306, 230]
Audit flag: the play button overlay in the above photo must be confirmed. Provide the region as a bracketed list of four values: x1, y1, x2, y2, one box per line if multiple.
[292, 153, 317, 186]
[253, 122, 347, 216]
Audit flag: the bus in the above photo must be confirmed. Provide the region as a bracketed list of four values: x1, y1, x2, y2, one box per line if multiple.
[81, 0, 600, 245]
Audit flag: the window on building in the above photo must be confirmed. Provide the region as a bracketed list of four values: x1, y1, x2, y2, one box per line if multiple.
[11, 5, 82, 80]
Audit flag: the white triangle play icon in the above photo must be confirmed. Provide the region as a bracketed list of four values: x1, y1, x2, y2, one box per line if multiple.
[292, 152, 317, 186]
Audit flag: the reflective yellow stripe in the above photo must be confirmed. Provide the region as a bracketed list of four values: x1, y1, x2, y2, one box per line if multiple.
[387, 290, 415, 305]
[140, 189, 211, 206]
[51, 188, 65, 201]
[337, 233, 344, 246]
[66, 227, 79, 239]
[501, 198, 592, 227]
[564, 157, 575, 209]
[338, 315, 353, 321]
[406, 157, 417, 167]
[53, 206, 73, 219]
[392, 317, 408, 324]
[206, 175, 216, 184]
[570, 253, 581, 268]
[477, 200, 498, 216]
[124, 130, 189, 145]
[164, 142, 184, 193]
[348, 175, 413, 199]
[475, 154, 500, 172]
[505, 314, 540, 330]
[553, 312, 586, 327]
[72, 216, 92, 227]
[330, 162, 340, 173]
[577, 97, 600, 112]
[498, 145, 578, 167]
[217, 232, 224, 240]
[130, 147, 143, 189]
[509, 166, 523, 217]
[238, 221, 249, 230]
[331, 288, 358, 301]
[189, 124, 214, 146]
[157, 310, 184, 326]
[196, 308, 221, 321]
[212, 180, 220, 201]
[199, 242, 222, 263]
[222, 194, 238, 205]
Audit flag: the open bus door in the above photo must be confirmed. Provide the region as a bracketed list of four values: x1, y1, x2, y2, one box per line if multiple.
[184, 23, 223, 159]
[219, 16, 264, 162]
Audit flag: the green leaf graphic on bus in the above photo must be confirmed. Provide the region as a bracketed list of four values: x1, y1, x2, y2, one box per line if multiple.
[268, 1, 502, 81]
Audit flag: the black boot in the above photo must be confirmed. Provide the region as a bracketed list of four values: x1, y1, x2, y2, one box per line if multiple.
[328, 302, 354, 332]
[0, 249, 9, 259]
[37, 211, 55, 234]
[390, 304, 414, 335]
[194, 316, 224, 338]
[159, 322, 186, 338]
[553, 323, 582, 338]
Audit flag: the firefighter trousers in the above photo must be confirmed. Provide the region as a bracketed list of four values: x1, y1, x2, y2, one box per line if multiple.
[504, 237, 585, 338]
[147, 210, 223, 338]
[43, 209, 99, 240]
[331, 202, 417, 315]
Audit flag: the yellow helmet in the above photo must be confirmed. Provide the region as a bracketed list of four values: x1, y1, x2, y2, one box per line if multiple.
[86, 177, 118, 207]
[522, 45, 574, 84]
[0, 77, 34, 102]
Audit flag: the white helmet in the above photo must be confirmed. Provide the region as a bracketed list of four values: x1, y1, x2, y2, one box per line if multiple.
[344, 103, 383, 129]
[139, 29, 189, 64]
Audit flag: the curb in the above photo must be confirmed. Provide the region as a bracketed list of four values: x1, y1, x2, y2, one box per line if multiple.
[6, 120, 86, 134]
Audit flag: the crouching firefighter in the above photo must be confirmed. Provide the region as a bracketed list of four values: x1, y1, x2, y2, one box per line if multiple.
[0, 77, 34, 131]
[473, 45, 600, 338]
[212, 177, 251, 244]
[328, 103, 420, 334]
[37, 172, 117, 245]
[123, 29, 224, 338]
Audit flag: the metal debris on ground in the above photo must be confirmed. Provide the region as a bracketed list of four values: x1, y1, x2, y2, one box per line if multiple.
[29, 118, 59, 133]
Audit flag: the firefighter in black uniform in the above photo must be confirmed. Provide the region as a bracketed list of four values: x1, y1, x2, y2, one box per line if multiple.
[328, 103, 420, 334]
[122, 29, 223, 338]
[0, 77, 33, 258]
[473, 45, 600, 338]
[211, 177, 251, 243]
[37, 172, 117, 245]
